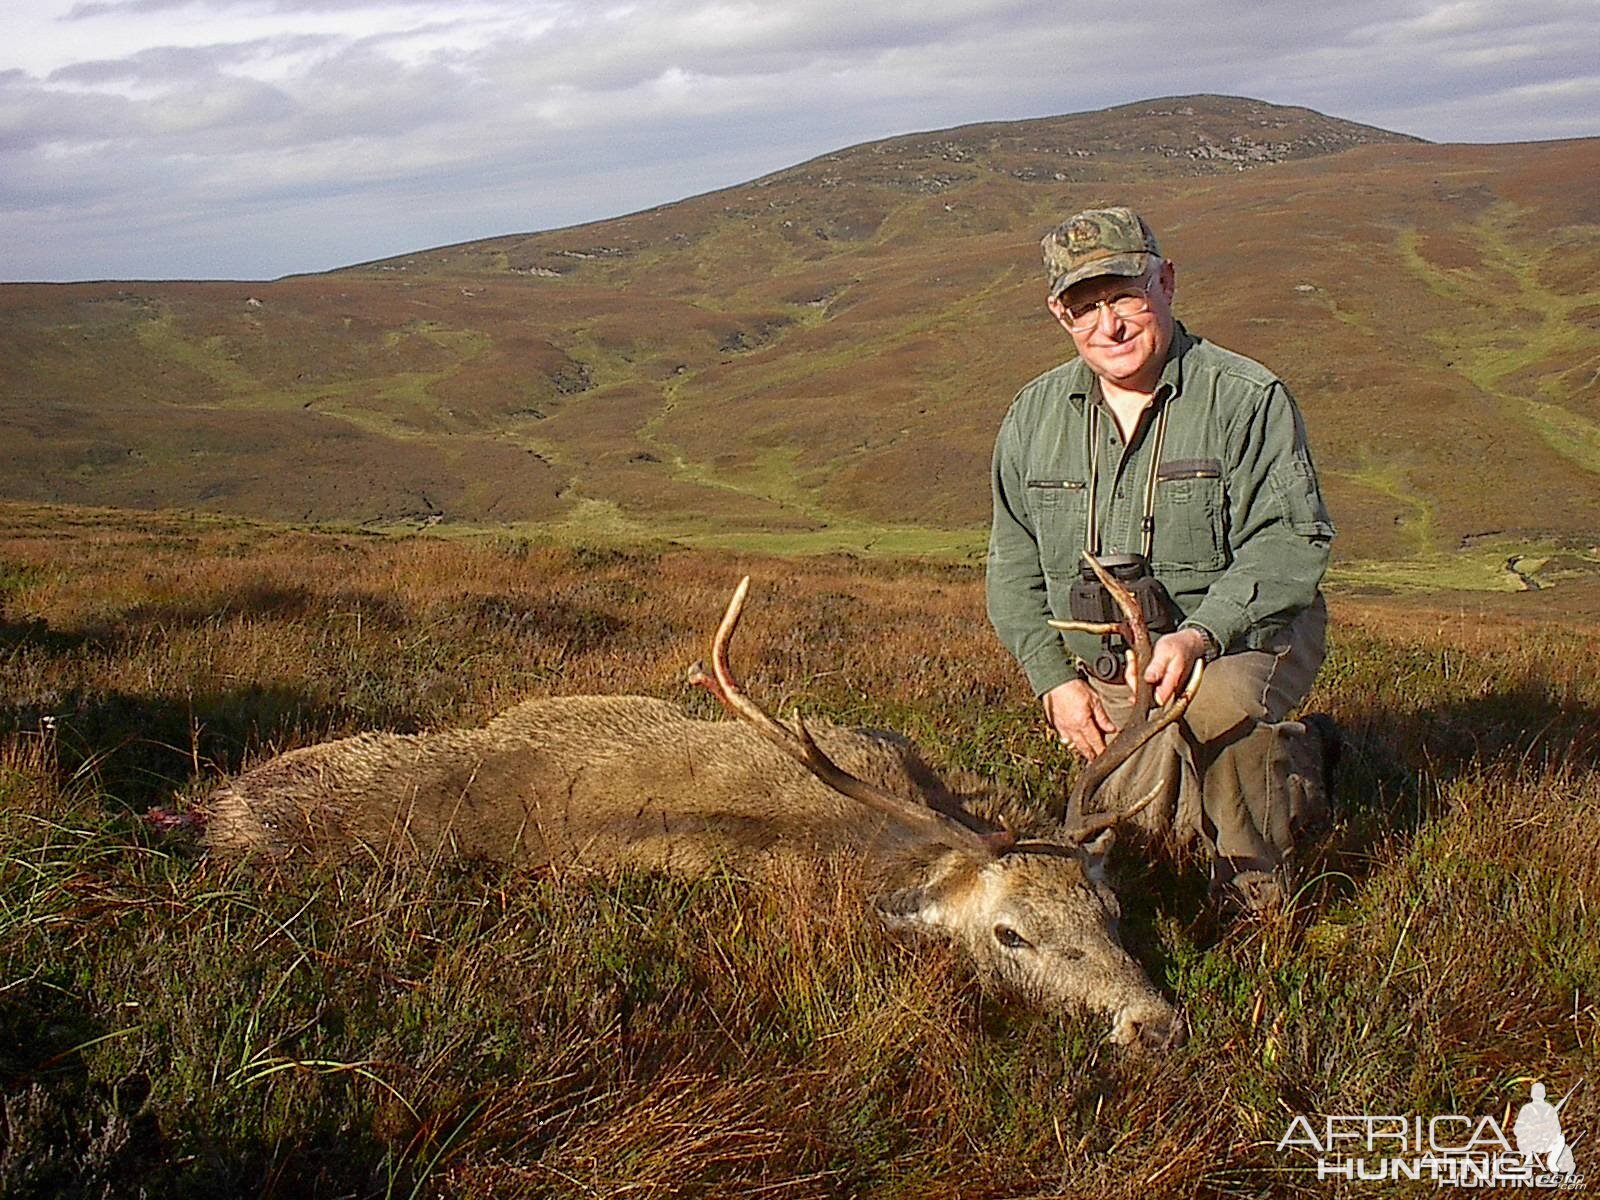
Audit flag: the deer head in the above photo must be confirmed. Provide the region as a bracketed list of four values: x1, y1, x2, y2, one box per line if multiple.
[688, 574, 1188, 1051]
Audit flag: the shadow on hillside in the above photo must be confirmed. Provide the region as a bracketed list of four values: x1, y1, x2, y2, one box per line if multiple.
[1, 981, 394, 1199]
[113, 583, 408, 638]
[0, 685, 378, 811]
[0, 982, 166, 1200]
[1094, 680, 1600, 965]
[4, 586, 628, 661]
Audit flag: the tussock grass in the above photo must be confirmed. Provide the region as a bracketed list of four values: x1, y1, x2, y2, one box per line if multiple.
[2, 507, 1597, 1197]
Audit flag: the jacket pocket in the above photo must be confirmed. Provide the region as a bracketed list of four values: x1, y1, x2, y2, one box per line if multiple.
[1156, 458, 1222, 482]
[1152, 473, 1227, 572]
[1269, 457, 1337, 539]
[1026, 480, 1087, 579]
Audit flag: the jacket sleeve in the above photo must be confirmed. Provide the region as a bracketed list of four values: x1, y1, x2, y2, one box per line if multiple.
[986, 405, 1077, 697]
[1182, 380, 1334, 651]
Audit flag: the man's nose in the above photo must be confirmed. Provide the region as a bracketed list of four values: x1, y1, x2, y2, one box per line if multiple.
[1092, 301, 1124, 336]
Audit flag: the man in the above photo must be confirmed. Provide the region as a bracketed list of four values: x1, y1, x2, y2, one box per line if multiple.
[986, 205, 1336, 911]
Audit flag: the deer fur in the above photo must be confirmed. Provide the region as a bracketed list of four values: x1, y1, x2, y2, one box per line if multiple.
[205, 693, 1184, 1050]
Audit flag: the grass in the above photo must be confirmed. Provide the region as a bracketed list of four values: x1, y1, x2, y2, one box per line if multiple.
[134, 307, 261, 398]
[1323, 542, 1535, 594]
[1323, 464, 1438, 559]
[673, 522, 986, 559]
[1521, 401, 1600, 477]
[1396, 206, 1600, 476]
[1, 503, 1597, 1197]
[134, 300, 504, 441]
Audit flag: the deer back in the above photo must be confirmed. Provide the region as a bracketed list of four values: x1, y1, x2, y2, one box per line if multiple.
[204, 695, 982, 878]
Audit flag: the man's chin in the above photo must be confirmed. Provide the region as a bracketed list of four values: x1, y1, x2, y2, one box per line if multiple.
[1090, 344, 1149, 372]
[1099, 360, 1155, 386]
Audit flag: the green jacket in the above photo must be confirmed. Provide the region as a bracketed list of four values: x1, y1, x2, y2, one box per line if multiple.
[986, 321, 1334, 697]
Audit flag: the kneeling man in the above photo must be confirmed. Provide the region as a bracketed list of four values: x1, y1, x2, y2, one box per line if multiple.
[986, 205, 1337, 911]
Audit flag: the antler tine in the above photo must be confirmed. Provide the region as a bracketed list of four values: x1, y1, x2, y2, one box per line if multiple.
[1048, 552, 1204, 827]
[1059, 769, 1169, 846]
[1055, 658, 1201, 826]
[690, 577, 1012, 859]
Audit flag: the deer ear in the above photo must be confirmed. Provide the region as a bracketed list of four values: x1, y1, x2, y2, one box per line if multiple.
[1080, 828, 1116, 882]
[873, 887, 938, 932]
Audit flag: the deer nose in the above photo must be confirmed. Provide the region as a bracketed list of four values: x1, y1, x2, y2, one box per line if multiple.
[1112, 1004, 1187, 1052]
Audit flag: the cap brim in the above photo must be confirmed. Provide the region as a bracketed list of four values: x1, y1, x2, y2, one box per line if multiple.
[1047, 252, 1151, 300]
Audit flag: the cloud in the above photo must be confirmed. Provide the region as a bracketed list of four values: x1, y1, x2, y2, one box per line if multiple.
[48, 35, 332, 84]
[64, 0, 439, 15]
[2, 0, 1595, 280]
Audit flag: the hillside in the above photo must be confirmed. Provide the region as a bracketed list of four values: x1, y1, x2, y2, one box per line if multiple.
[3, 93, 1599, 594]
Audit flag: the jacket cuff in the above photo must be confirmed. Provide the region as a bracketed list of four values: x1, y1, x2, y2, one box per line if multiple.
[1177, 621, 1224, 662]
[1181, 596, 1247, 655]
[1022, 647, 1078, 698]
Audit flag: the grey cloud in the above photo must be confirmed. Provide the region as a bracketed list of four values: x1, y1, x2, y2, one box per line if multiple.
[7, 0, 1596, 280]
[49, 35, 335, 84]
[66, 0, 431, 15]
[0, 75, 137, 154]
[67, 0, 211, 17]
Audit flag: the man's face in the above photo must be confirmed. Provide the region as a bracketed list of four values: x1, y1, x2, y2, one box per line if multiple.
[1047, 259, 1176, 392]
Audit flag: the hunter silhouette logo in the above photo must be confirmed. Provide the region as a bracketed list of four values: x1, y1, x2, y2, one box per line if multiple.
[1277, 1079, 1586, 1188]
[1514, 1082, 1579, 1177]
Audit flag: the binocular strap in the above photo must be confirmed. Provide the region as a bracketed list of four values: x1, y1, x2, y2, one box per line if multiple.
[1084, 396, 1172, 562]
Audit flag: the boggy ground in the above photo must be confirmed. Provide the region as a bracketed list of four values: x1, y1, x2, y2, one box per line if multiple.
[1, 503, 1596, 1198]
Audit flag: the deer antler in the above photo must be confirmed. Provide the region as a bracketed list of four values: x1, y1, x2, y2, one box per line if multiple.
[688, 577, 1014, 859]
[1047, 552, 1204, 831]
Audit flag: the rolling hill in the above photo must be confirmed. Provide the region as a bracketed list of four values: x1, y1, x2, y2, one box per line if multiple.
[3, 93, 1598, 594]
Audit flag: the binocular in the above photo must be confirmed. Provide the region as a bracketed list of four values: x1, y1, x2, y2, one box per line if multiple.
[1065, 553, 1177, 683]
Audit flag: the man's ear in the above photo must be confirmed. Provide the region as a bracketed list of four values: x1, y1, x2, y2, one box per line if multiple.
[1046, 293, 1073, 332]
[1158, 259, 1176, 300]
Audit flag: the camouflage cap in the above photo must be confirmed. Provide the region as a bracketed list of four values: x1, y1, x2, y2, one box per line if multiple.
[1041, 206, 1161, 300]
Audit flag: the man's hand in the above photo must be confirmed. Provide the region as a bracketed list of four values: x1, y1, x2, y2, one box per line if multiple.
[1042, 679, 1119, 760]
[1144, 627, 1210, 705]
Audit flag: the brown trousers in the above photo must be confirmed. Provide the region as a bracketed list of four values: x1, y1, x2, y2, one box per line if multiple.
[1081, 595, 1329, 907]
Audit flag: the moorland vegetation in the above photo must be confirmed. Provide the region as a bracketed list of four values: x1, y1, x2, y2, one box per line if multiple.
[3, 95, 1599, 596]
[1, 503, 1596, 1197]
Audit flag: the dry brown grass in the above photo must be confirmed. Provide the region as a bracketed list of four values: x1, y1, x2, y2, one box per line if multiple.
[2, 504, 1597, 1198]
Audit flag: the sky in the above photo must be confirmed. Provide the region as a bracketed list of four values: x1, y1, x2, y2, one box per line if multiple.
[3, 0, 1597, 282]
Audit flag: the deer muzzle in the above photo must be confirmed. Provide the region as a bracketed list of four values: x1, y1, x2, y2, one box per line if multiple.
[1111, 998, 1187, 1052]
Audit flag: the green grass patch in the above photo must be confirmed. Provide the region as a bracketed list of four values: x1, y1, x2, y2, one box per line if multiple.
[1325, 462, 1438, 557]
[133, 307, 259, 398]
[1397, 206, 1600, 479]
[1326, 550, 1525, 594]
[1520, 399, 1600, 475]
[675, 522, 986, 559]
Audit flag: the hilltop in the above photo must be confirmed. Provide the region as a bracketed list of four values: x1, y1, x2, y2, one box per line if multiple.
[2, 93, 1598, 596]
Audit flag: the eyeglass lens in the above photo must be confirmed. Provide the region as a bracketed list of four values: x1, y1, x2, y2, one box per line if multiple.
[1066, 288, 1151, 329]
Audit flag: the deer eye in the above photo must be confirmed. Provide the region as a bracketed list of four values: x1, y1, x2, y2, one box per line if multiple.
[993, 924, 1032, 951]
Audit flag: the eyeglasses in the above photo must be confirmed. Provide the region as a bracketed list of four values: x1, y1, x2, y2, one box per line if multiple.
[1059, 276, 1156, 333]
